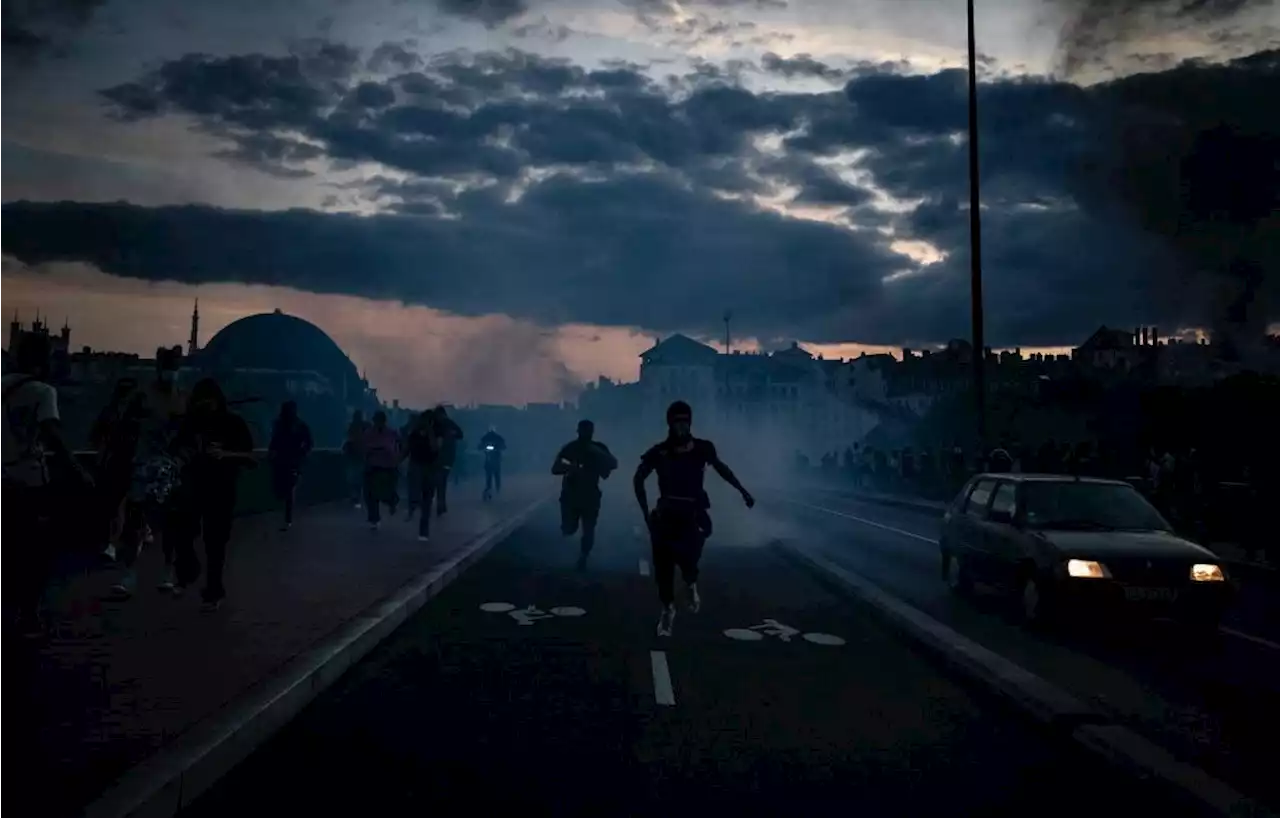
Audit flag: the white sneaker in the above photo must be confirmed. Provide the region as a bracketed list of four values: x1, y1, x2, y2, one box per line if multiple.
[111, 570, 138, 599]
[157, 566, 176, 593]
[354, 502, 363, 510]
[657, 605, 676, 637]
[418, 534, 430, 542]
[102, 544, 117, 562]
[688, 583, 701, 613]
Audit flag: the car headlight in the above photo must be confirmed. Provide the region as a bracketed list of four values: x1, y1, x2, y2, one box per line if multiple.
[1190, 563, 1225, 582]
[1066, 559, 1111, 579]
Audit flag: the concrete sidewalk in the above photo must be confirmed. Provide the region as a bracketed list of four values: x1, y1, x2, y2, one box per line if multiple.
[12, 475, 554, 818]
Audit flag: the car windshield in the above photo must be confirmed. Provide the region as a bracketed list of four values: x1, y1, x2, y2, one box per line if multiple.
[1022, 482, 1172, 532]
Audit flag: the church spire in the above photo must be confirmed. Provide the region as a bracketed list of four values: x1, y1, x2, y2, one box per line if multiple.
[188, 299, 200, 357]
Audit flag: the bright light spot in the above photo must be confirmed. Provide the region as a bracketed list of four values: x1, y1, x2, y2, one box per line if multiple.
[1066, 559, 1110, 579]
[890, 239, 946, 265]
[1190, 564, 1225, 582]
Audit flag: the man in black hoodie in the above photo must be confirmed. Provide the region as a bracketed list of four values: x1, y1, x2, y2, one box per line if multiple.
[405, 411, 442, 542]
[432, 405, 463, 515]
[552, 419, 618, 568]
[167, 378, 254, 611]
[268, 400, 313, 531]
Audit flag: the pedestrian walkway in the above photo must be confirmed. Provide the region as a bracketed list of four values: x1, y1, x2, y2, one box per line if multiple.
[11, 475, 554, 818]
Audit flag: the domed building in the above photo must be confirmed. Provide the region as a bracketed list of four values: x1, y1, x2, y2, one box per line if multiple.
[192, 308, 377, 447]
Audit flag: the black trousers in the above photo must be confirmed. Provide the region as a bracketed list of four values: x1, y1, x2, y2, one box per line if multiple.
[272, 465, 300, 524]
[4, 481, 55, 621]
[648, 504, 709, 606]
[484, 463, 502, 496]
[166, 484, 236, 601]
[418, 466, 441, 538]
[561, 495, 600, 554]
[436, 465, 451, 512]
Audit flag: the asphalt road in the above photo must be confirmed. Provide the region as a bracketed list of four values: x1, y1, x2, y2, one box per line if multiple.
[774, 485, 1280, 811]
[188, 488, 1197, 817]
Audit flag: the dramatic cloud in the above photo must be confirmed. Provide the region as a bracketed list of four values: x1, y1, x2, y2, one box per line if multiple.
[5, 41, 1278, 350]
[2, 0, 107, 65]
[435, 0, 530, 27]
[760, 52, 848, 81]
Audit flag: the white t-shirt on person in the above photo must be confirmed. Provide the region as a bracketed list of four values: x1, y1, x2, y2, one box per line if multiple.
[2, 373, 60, 487]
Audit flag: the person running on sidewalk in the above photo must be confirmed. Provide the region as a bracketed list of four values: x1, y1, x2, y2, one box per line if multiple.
[402, 412, 425, 521]
[268, 400, 313, 532]
[432, 405, 463, 515]
[479, 425, 506, 501]
[90, 377, 141, 561]
[405, 411, 442, 541]
[634, 400, 754, 637]
[113, 347, 187, 598]
[343, 410, 368, 509]
[166, 378, 255, 611]
[553, 419, 618, 569]
[3, 332, 93, 637]
[362, 410, 402, 530]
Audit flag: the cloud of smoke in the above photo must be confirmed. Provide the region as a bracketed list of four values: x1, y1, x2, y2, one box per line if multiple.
[1049, 0, 1280, 360]
[1048, 0, 1274, 77]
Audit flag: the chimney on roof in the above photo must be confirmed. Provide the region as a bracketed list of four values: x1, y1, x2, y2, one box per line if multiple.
[1141, 327, 1148, 346]
[1152, 327, 1159, 346]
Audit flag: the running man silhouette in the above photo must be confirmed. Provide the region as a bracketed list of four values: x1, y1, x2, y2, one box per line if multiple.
[634, 400, 754, 637]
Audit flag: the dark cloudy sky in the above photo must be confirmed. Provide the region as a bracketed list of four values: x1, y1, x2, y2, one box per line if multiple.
[3, 0, 1277, 406]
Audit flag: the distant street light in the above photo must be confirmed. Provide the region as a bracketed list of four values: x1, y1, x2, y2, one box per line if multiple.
[966, 0, 988, 453]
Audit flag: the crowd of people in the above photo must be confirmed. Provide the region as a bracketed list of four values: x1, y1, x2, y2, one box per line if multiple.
[337, 406, 519, 540]
[4, 334, 266, 638]
[2, 328, 539, 638]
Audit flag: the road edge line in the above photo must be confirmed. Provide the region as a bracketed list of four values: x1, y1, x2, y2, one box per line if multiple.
[84, 493, 555, 818]
[774, 540, 1272, 818]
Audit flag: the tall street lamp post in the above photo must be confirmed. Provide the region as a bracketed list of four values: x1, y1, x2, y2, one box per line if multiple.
[966, 0, 988, 454]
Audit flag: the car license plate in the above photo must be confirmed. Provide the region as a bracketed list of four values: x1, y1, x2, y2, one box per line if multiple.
[1124, 586, 1178, 603]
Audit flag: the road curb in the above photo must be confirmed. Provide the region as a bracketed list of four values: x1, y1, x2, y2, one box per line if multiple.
[84, 493, 555, 818]
[776, 540, 1273, 818]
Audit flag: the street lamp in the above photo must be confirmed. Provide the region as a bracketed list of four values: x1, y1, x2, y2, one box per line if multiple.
[966, 0, 988, 453]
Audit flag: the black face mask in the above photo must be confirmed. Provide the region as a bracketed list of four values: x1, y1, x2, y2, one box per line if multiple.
[669, 419, 692, 441]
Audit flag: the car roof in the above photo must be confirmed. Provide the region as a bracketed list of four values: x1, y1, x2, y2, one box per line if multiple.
[973, 472, 1132, 486]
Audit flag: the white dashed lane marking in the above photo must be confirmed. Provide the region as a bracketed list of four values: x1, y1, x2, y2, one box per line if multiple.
[650, 650, 676, 706]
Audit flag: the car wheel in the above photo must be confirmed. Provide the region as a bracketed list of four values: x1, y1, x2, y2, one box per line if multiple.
[943, 550, 973, 596]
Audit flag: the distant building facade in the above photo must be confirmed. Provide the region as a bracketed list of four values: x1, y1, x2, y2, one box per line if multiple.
[636, 334, 884, 463]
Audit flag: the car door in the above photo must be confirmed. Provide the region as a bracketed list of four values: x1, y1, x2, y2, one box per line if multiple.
[957, 478, 998, 581]
[984, 480, 1021, 590]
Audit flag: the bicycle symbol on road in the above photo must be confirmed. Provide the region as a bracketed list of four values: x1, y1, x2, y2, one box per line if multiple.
[479, 602, 587, 626]
[724, 619, 846, 646]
